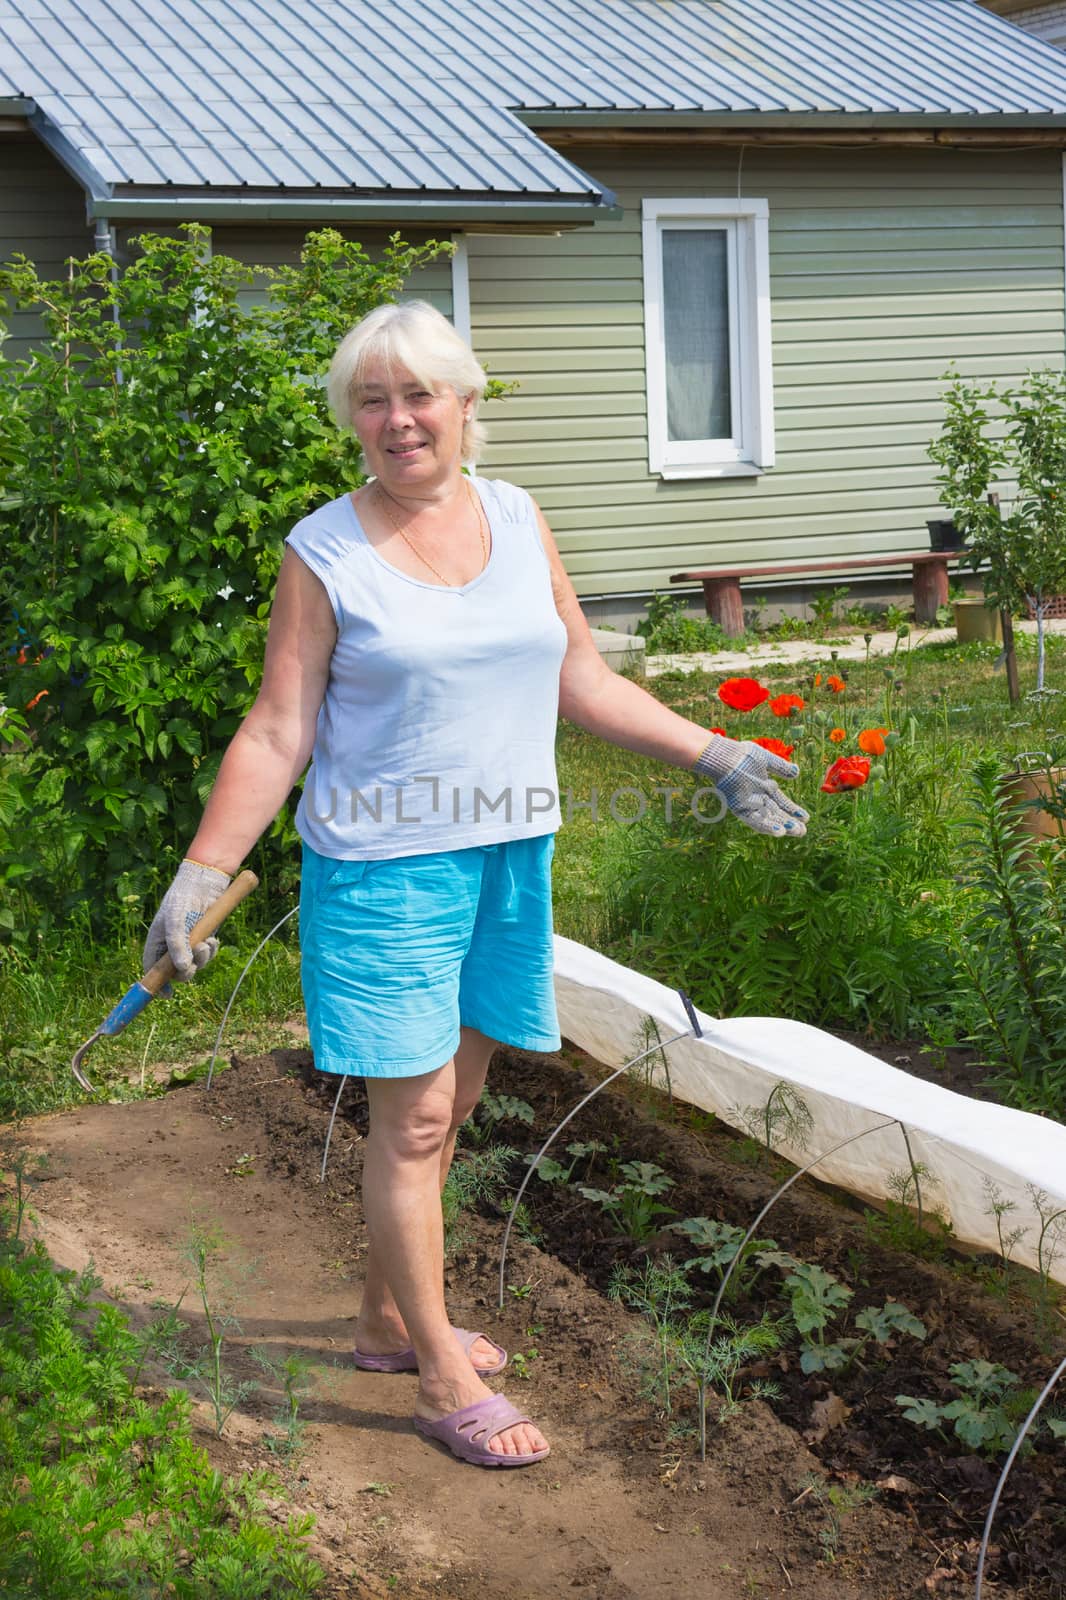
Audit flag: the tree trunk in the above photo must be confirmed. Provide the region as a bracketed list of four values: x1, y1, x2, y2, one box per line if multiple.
[1001, 607, 1021, 704]
[988, 494, 1020, 703]
[1034, 593, 1046, 693]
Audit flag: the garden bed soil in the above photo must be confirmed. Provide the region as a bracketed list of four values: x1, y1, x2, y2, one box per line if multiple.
[828, 1028, 1001, 1105]
[17, 1040, 1066, 1599]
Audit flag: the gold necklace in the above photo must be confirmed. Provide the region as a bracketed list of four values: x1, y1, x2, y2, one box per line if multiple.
[375, 479, 488, 587]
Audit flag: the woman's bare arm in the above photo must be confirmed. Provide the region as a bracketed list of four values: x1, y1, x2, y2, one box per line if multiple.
[186, 548, 338, 872]
[536, 505, 711, 768]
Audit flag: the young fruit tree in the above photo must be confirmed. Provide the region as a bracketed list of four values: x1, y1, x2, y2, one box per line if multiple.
[929, 368, 1066, 694]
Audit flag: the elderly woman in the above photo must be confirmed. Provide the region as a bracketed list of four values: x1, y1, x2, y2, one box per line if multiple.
[145, 300, 806, 1469]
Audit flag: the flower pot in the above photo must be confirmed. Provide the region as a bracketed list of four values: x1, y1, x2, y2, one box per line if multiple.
[927, 518, 967, 553]
[999, 756, 1066, 846]
[954, 600, 1002, 644]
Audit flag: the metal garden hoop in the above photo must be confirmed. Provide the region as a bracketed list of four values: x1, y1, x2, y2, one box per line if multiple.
[204, 905, 299, 1090]
[201, 901, 354, 1184]
[974, 1351, 1066, 1600]
[497, 991, 703, 1309]
[697, 1115, 900, 1459]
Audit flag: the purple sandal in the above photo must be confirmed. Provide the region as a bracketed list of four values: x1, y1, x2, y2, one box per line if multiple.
[353, 1326, 507, 1378]
[413, 1392, 550, 1467]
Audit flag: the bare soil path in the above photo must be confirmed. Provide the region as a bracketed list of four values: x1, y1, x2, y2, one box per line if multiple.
[17, 1043, 1053, 1599]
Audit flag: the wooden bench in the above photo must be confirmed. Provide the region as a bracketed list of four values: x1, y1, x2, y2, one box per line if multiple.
[669, 551, 969, 637]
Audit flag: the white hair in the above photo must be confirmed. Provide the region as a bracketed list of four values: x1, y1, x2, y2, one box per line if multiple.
[326, 300, 487, 464]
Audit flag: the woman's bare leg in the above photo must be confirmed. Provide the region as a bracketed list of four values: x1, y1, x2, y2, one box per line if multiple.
[354, 1026, 497, 1364]
[359, 1060, 547, 1458]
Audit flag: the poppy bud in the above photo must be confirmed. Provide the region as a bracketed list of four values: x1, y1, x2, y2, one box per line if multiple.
[813, 709, 828, 725]
[863, 632, 873, 644]
[868, 762, 887, 781]
[897, 625, 910, 637]
[884, 730, 900, 748]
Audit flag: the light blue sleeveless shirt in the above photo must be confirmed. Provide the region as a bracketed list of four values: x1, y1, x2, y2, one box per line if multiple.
[285, 476, 569, 860]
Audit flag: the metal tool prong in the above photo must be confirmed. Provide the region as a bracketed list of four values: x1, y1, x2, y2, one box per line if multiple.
[71, 1031, 103, 1094]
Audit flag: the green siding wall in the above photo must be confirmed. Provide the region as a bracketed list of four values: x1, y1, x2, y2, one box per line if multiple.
[467, 147, 1066, 598]
[0, 137, 94, 362]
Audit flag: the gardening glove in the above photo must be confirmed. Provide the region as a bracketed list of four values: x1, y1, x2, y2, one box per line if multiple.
[142, 859, 232, 984]
[693, 735, 809, 838]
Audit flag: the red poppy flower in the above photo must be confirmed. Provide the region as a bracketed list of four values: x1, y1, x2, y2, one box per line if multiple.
[857, 726, 889, 757]
[708, 726, 727, 737]
[769, 693, 805, 718]
[752, 736, 795, 760]
[821, 756, 870, 793]
[826, 675, 846, 694]
[717, 676, 770, 712]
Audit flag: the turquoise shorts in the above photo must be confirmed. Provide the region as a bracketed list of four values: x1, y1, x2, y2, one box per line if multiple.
[298, 834, 560, 1078]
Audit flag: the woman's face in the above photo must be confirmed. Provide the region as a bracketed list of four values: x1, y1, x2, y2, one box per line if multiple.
[351, 362, 470, 494]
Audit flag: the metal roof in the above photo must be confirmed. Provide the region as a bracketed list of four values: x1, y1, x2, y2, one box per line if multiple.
[2, 0, 1066, 217]
[482, 0, 1066, 119]
[0, 0, 613, 214]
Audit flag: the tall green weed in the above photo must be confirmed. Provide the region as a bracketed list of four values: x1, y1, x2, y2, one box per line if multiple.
[947, 756, 1066, 1112]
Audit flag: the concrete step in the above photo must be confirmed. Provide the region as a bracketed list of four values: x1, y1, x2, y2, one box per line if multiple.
[589, 627, 645, 673]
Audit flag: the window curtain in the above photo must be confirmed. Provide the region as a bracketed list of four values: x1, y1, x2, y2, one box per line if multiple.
[662, 228, 731, 443]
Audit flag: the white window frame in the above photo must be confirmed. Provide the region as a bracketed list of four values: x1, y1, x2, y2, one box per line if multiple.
[641, 197, 775, 479]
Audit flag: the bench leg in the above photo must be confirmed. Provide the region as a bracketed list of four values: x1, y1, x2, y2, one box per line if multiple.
[701, 577, 745, 637]
[912, 560, 948, 625]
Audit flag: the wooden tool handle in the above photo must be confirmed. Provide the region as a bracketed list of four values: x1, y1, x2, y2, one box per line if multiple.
[142, 868, 259, 994]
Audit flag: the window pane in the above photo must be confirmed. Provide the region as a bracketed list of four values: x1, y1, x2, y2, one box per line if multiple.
[662, 228, 731, 443]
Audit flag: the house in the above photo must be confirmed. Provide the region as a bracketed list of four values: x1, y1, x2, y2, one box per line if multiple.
[5, 0, 1066, 626]
[979, 1, 1066, 50]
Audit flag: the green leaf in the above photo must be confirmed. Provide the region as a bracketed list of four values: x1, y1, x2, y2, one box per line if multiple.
[528, 1155, 567, 1184]
[896, 1395, 945, 1431]
[855, 1301, 927, 1344]
[619, 1160, 673, 1196]
[942, 1400, 997, 1451]
[32, 767, 69, 808]
[784, 1263, 852, 1336]
[800, 1340, 855, 1374]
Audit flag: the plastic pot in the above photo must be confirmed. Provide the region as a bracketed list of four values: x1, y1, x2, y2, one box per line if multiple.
[999, 756, 1066, 846]
[954, 600, 1002, 644]
[927, 518, 967, 552]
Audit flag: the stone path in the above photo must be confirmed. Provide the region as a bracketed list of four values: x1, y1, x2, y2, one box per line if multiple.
[644, 617, 1066, 680]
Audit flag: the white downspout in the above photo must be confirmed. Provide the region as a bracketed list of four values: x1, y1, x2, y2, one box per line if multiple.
[93, 217, 122, 377]
[450, 232, 471, 345]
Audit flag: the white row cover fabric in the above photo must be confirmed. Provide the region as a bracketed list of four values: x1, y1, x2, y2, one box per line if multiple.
[553, 936, 1066, 1286]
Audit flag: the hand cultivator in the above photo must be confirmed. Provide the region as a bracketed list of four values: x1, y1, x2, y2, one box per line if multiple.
[70, 870, 258, 1094]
